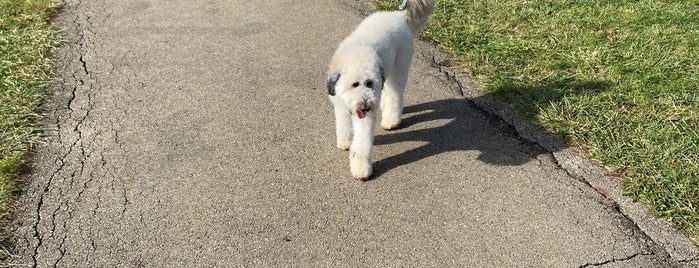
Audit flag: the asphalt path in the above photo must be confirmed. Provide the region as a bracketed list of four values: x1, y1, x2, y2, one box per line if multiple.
[11, 0, 698, 267]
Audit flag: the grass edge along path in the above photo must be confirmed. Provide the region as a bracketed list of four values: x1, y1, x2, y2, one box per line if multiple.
[0, 0, 61, 261]
[375, 0, 698, 243]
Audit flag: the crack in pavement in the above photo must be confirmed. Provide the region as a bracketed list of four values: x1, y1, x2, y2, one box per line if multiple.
[29, 0, 98, 266]
[31, 145, 69, 267]
[579, 252, 651, 267]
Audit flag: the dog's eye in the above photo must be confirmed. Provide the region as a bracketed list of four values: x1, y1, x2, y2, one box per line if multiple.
[351, 82, 360, 88]
[365, 80, 373, 88]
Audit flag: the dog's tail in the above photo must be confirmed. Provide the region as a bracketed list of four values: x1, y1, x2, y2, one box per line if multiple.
[397, 0, 435, 36]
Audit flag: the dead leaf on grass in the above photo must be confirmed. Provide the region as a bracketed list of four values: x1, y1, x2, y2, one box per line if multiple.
[619, 53, 632, 60]
[667, 116, 681, 122]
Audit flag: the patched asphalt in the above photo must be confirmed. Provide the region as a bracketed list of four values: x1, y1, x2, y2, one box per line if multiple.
[11, 0, 698, 267]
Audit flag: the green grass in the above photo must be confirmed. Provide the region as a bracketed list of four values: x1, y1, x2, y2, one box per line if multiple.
[0, 0, 60, 259]
[376, 0, 699, 242]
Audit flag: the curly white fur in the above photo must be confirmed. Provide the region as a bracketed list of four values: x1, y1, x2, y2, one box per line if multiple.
[326, 0, 435, 180]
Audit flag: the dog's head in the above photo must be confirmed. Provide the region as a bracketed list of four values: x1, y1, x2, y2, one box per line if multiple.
[327, 61, 385, 119]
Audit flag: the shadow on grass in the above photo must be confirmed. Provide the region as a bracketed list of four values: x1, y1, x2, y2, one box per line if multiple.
[493, 78, 612, 120]
[369, 78, 612, 179]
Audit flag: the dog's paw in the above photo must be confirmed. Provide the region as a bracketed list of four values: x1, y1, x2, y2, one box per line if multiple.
[352, 168, 372, 181]
[350, 157, 372, 181]
[337, 140, 351, 150]
[380, 120, 401, 130]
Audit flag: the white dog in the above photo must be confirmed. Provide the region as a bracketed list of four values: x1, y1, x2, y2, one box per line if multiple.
[327, 0, 435, 180]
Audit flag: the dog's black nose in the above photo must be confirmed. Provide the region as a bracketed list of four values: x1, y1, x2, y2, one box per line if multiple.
[360, 105, 371, 112]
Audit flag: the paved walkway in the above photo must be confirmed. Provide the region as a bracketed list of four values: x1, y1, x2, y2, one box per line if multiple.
[12, 0, 698, 266]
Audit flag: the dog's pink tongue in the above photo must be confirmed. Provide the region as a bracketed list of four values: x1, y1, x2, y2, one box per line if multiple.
[357, 111, 367, 119]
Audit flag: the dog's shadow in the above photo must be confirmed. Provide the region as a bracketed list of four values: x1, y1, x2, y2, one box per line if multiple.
[371, 98, 551, 179]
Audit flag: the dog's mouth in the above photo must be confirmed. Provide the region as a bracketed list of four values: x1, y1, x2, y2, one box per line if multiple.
[356, 105, 371, 119]
[356, 110, 367, 119]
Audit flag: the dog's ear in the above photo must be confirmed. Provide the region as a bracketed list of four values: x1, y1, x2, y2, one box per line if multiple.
[327, 71, 341, 96]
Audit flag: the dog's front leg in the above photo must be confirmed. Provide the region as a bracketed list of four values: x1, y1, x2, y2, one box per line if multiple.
[333, 105, 353, 150]
[349, 112, 377, 180]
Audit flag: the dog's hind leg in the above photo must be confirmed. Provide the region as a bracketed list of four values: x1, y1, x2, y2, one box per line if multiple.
[349, 112, 377, 180]
[380, 54, 412, 130]
[333, 104, 353, 150]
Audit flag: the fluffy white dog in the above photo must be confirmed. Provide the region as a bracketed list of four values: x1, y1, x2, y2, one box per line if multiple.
[327, 0, 435, 180]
